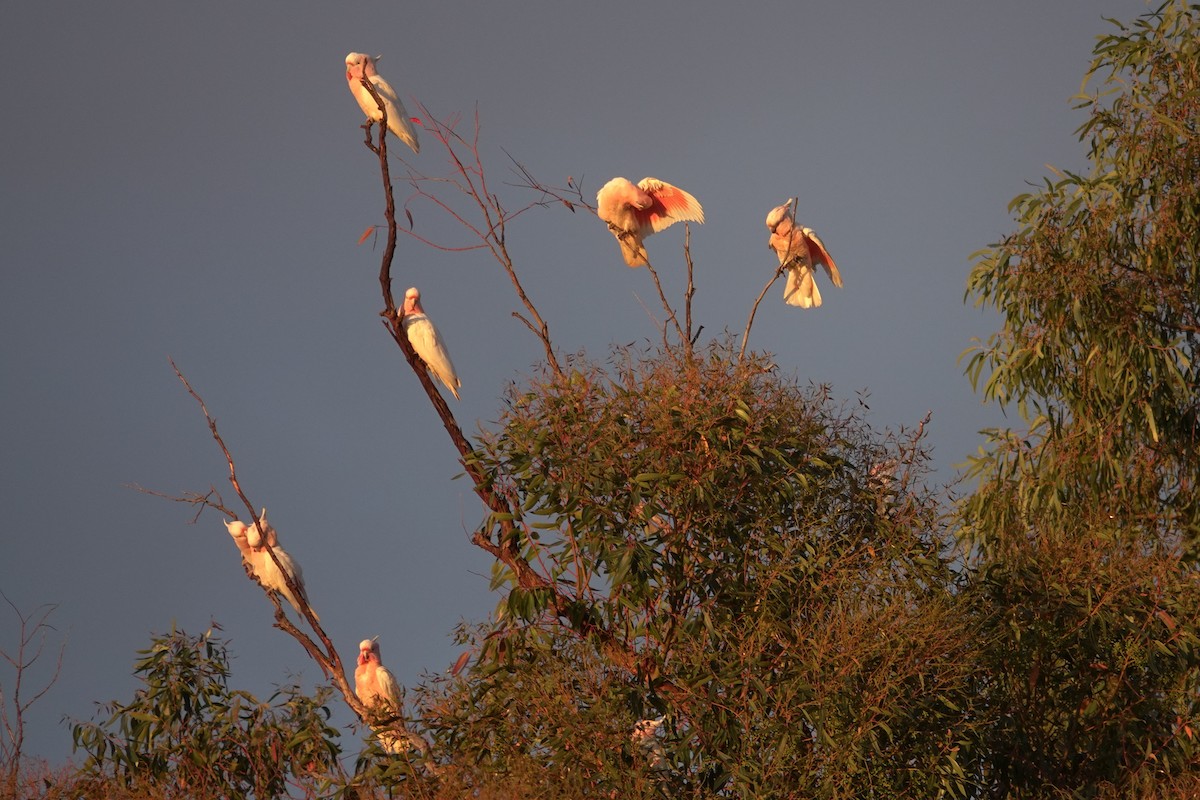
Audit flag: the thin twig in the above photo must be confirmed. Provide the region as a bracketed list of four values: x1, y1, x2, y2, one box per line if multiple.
[684, 225, 696, 353]
[396, 106, 563, 378]
[740, 267, 786, 362]
[643, 257, 686, 347]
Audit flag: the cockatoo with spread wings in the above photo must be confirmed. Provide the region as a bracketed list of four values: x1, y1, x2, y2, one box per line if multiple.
[345, 52, 420, 154]
[766, 199, 842, 308]
[356, 638, 412, 755]
[401, 287, 461, 400]
[224, 510, 317, 621]
[597, 177, 704, 267]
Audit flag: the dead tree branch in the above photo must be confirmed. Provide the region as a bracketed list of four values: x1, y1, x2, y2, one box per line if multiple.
[0, 592, 64, 797]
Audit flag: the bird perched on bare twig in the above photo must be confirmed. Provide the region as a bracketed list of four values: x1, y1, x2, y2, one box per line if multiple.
[766, 198, 842, 308]
[401, 287, 461, 400]
[224, 510, 317, 621]
[597, 177, 704, 267]
[345, 52, 420, 154]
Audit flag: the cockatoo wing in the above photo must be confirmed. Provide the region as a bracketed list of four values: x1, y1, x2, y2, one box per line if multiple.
[375, 665, 402, 709]
[801, 227, 842, 288]
[368, 75, 420, 154]
[403, 313, 462, 399]
[258, 545, 319, 621]
[634, 178, 705, 234]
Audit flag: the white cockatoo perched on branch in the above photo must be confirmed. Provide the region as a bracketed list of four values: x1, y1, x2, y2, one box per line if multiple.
[356, 638, 402, 712]
[345, 52, 420, 154]
[356, 638, 425, 756]
[224, 509, 317, 621]
[401, 287, 461, 400]
[766, 199, 843, 308]
[596, 177, 704, 267]
[631, 716, 668, 770]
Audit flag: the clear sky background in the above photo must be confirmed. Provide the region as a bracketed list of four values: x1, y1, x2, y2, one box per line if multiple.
[2, 1, 1143, 767]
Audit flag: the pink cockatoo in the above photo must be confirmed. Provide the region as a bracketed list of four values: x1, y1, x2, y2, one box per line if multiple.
[596, 177, 704, 267]
[631, 716, 668, 770]
[401, 287, 461, 400]
[356, 638, 402, 711]
[766, 199, 843, 308]
[345, 52, 420, 154]
[356, 638, 422, 755]
[224, 510, 317, 621]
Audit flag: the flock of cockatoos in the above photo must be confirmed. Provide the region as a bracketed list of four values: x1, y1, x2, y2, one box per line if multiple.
[339, 51, 844, 403]
[214, 51, 847, 766]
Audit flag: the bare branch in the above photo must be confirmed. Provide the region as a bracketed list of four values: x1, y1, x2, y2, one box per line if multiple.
[395, 104, 563, 378]
[740, 266, 786, 363]
[355, 75, 404, 317]
[684, 225, 696, 350]
[0, 592, 65, 796]
[643, 257, 686, 348]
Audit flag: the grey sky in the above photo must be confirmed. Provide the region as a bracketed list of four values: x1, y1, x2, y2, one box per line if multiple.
[1, 1, 1143, 766]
